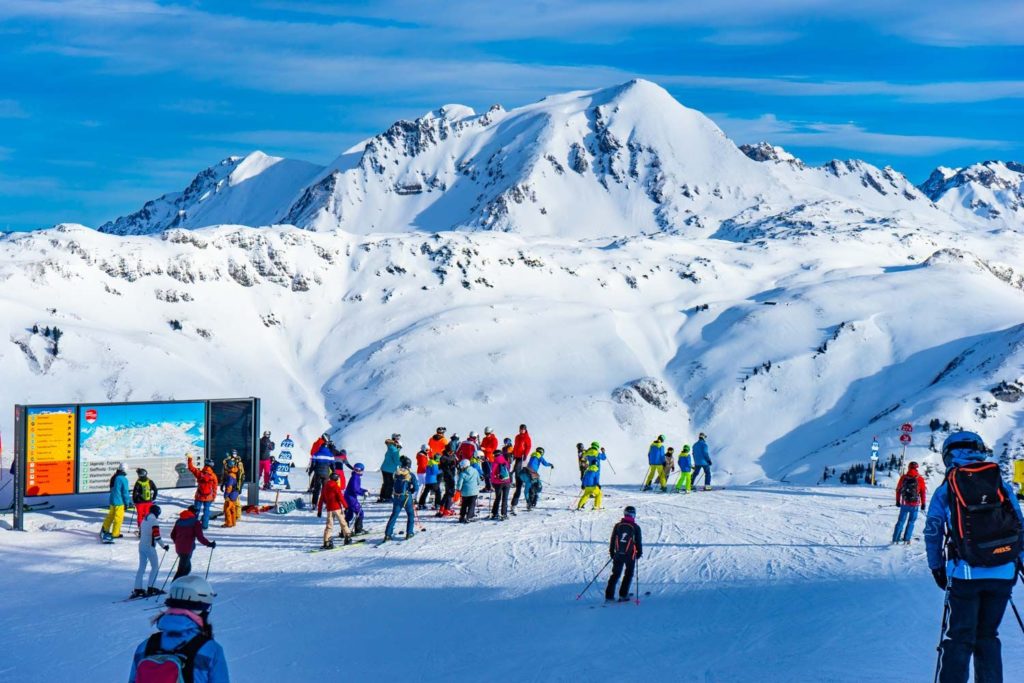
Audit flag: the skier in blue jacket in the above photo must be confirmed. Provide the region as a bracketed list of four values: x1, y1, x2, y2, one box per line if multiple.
[925, 431, 1024, 683]
[642, 436, 667, 491]
[101, 464, 131, 541]
[691, 433, 712, 490]
[129, 575, 228, 683]
[377, 434, 402, 502]
[521, 448, 554, 510]
[456, 459, 482, 523]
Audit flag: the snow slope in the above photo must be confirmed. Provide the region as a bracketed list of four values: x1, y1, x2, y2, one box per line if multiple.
[1, 480, 1019, 683]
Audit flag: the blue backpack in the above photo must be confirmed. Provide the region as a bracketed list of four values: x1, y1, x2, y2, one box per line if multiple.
[393, 468, 414, 496]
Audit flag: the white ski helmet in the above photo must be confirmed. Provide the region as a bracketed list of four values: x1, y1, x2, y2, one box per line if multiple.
[166, 575, 216, 610]
[458, 459, 470, 470]
[468, 430, 477, 439]
[484, 427, 493, 435]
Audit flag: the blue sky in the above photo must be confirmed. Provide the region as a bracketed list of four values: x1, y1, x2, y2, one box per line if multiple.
[1, 0, 1022, 231]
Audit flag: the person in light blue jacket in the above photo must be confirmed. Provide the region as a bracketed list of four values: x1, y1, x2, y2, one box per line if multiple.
[101, 464, 131, 540]
[377, 434, 402, 502]
[456, 459, 482, 523]
[924, 431, 1024, 683]
[691, 433, 712, 490]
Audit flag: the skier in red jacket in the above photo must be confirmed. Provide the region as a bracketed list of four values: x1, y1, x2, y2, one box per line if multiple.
[892, 461, 927, 545]
[318, 473, 351, 549]
[481, 427, 499, 461]
[510, 424, 532, 512]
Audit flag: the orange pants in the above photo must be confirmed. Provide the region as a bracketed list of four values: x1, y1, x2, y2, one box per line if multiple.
[223, 498, 240, 527]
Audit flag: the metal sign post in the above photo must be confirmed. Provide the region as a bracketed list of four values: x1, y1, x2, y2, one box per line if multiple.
[870, 437, 880, 485]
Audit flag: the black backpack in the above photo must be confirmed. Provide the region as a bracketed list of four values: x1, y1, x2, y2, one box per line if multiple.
[899, 475, 921, 506]
[946, 462, 1023, 568]
[612, 521, 638, 559]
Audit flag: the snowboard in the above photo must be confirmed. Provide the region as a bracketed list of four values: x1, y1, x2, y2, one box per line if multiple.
[308, 538, 368, 553]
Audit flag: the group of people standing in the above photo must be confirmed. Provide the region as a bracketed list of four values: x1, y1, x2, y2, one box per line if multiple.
[640, 433, 713, 493]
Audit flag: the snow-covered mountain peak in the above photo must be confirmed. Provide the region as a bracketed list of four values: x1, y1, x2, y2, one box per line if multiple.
[740, 141, 803, 166]
[919, 160, 1024, 226]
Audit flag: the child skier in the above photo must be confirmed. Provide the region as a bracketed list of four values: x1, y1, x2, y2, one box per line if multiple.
[416, 444, 430, 489]
[129, 576, 228, 683]
[132, 504, 170, 599]
[344, 463, 368, 535]
[642, 435, 667, 492]
[456, 459, 482, 523]
[522, 447, 554, 511]
[577, 443, 606, 510]
[663, 447, 675, 485]
[101, 463, 130, 541]
[132, 468, 159, 533]
[220, 458, 242, 528]
[186, 454, 218, 530]
[318, 472, 352, 549]
[418, 453, 442, 510]
[605, 505, 643, 602]
[674, 445, 693, 493]
[171, 505, 215, 580]
[383, 456, 419, 541]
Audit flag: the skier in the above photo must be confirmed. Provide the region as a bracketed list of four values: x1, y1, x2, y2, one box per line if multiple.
[448, 432, 461, 457]
[577, 443, 606, 510]
[427, 426, 449, 458]
[437, 444, 458, 517]
[378, 434, 402, 503]
[522, 447, 554, 510]
[308, 439, 336, 509]
[132, 504, 170, 599]
[576, 442, 587, 487]
[170, 505, 215, 580]
[456, 459, 482, 523]
[383, 455, 419, 541]
[691, 433, 713, 490]
[663, 446, 676, 485]
[605, 505, 643, 602]
[318, 472, 352, 549]
[344, 463, 368, 535]
[259, 430, 275, 490]
[642, 436, 667, 492]
[416, 444, 430, 489]
[892, 461, 926, 544]
[481, 427, 499, 462]
[224, 449, 245, 485]
[186, 455, 218, 530]
[456, 432, 479, 461]
[132, 468, 159, 533]
[510, 424, 532, 508]
[490, 448, 513, 520]
[418, 452, 442, 510]
[128, 576, 228, 683]
[220, 457, 242, 528]
[101, 463, 130, 541]
[674, 445, 693, 493]
[925, 432, 1024, 683]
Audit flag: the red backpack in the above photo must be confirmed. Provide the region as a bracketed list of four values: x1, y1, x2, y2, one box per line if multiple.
[136, 633, 209, 683]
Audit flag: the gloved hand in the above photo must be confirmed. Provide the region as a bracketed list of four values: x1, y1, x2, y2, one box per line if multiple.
[932, 566, 947, 590]
[210, 541, 217, 549]
[162, 544, 170, 552]
[921, 504, 926, 511]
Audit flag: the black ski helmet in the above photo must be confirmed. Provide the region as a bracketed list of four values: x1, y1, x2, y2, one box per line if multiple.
[136, 468, 148, 477]
[330, 472, 340, 481]
[150, 504, 161, 518]
[624, 505, 637, 518]
[399, 455, 412, 468]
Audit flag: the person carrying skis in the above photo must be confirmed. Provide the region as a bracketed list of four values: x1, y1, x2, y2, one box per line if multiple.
[691, 433, 713, 490]
[132, 468, 159, 533]
[186, 454, 218, 530]
[344, 463, 368, 535]
[577, 443, 606, 510]
[456, 459, 482, 523]
[308, 439, 336, 509]
[128, 576, 228, 683]
[522, 447, 554, 511]
[378, 434, 402, 503]
[259, 430, 275, 490]
[642, 436, 668, 492]
[605, 505, 643, 602]
[437, 444, 458, 517]
[319, 472, 352, 549]
[925, 432, 1024, 683]
[418, 452, 442, 510]
[892, 461, 926, 544]
[384, 456, 419, 541]
[490, 449, 513, 520]
[427, 426, 449, 458]
[132, 504, 170, 599]
[220, 457, 242, 528]
[170, 505, 215, 580]
[416, 444, 430, 489]
[674, 445, 693, 493]
[101, 463, 131, 541]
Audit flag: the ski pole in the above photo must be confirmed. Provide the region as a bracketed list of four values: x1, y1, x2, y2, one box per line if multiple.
[1009, 598, 1024, 637]
[933, 579, 951, 683]
[605, 458, 617, 475]
[576, 557, 613, 600]
[160, 555, 179, 593]
[128, 508, 136, 533]
[634, 556, 640, 606]
[205, 546, 215, 579]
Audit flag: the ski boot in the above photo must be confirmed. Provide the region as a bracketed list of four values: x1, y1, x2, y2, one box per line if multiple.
[322, 539, 334, 550]
[618, 593, 633, 603]
[509, 508, 517, 516]
[641, 485, 651, 492]
[146, 587, 165, 597]
[130, 588, 147, 599]
[343, 536, 353, 546]
[500, 515, 508, 521]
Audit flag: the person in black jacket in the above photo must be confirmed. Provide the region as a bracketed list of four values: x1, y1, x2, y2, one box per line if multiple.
[258, 431, 275, 490]
[606, 505, 643, 602]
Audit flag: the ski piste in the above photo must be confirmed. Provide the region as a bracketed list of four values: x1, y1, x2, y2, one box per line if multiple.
[307, 538, 368, 553]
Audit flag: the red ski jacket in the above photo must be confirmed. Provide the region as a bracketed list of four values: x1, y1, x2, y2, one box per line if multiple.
[171, 509, 213, 555]
[895, 470, 927, 507]
[513, 432, 532, 460]
[187, 457, 219, 502]
[416, 451, 429, 474]
[318, 479, 347, 514]
[481, 434, 499, 460]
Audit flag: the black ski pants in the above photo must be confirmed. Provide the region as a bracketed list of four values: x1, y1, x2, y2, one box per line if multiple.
[377, 471, 395, 502]
[459, 495, 477, 522]
[440, 472, 455, 509]
[605, 556, 635, 600]
[509, 459, 525, 507]
[491, 483, 510, 518]
[938, 578, 1013, 683]
[418, 482, 441, 508]
[174, 553, 193, 580]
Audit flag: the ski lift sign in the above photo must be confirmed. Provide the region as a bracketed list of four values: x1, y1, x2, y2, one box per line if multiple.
[900, 423, 913, 433]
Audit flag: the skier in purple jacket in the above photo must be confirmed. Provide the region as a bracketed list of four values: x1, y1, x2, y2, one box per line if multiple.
[344, 463, 368, 535]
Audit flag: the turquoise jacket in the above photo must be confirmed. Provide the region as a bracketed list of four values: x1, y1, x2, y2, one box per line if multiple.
[109, 472, 131, 507]
[381, 441, 401, 474]
[456, 467, 482, 496]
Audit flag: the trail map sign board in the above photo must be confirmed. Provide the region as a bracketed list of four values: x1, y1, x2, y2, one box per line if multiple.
[11, 397, 260, 532]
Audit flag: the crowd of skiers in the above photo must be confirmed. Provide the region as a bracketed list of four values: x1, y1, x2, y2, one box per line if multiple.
[639, 433, 713, 493]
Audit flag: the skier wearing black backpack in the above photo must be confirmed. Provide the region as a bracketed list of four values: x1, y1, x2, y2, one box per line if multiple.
[128, 575, 228, 682]
[606, 505, 643, 602]
[925, 431, 1024, 683]
[892, 461, 926, 544]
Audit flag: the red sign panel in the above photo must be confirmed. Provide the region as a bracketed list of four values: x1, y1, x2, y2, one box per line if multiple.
[85, 409, 97, 424]
[900, 423, 913, 433]
[899, 433, 912, 444]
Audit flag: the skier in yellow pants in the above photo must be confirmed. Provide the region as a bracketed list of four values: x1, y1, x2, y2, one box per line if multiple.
[576, 443, 607, 510]
[674, 444, 693, 493]
[101, 463, 131, 541]
[642, 436, 668, 491]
